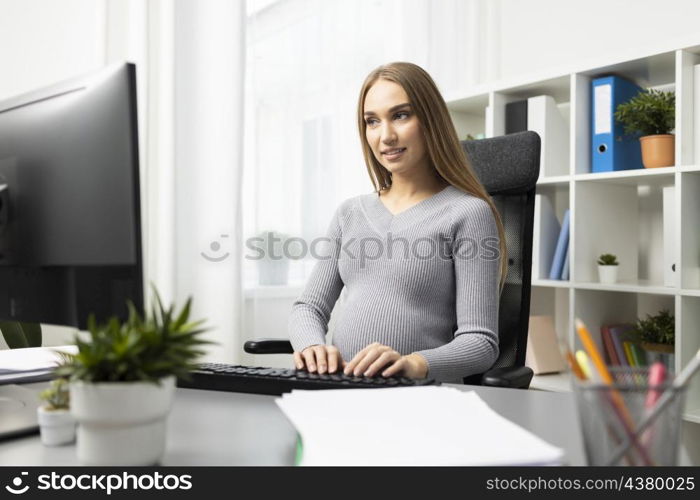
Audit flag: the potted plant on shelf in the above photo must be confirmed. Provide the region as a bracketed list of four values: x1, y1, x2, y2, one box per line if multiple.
[597, 253, 619, 284]
[633, 309, 675, 369]
[54, 289, 210, 465]
[614, 88, 675, 168]
[37, 378, 75, 446]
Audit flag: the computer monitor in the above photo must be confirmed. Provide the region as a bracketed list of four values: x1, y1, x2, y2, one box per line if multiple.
[0, 63, 143, 329]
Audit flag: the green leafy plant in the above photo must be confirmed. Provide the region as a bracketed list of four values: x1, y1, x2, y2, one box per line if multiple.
[39, 378, 70, 411]
[0, 321, 42, 348]
[633, 309, 675, 346]
[614, 88, 675, 136]
[597, 253, 619, 266]
[55, 289, 211, 384]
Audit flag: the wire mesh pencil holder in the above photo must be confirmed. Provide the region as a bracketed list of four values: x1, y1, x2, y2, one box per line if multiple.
[572, 367, 687, 466]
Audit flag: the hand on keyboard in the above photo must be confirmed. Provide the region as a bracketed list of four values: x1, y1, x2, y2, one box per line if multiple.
[344, 342, 429, 379]
[294, 345, 345, 374]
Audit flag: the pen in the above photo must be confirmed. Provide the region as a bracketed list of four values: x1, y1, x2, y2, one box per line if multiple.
[641, 361, 666, 448]
[565, 351, 586, 381]
[575, 318, 654, 466]
[575, 350, 592, 379]
[606, 348, 700, 465]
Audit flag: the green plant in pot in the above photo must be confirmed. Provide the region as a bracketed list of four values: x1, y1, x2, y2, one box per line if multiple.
[54, 288, 210, 465]
[597, 253, 619, 284]
[614, 89, 675, 168]
[37, 378, 75, 446]
[633, 309, 675, 369]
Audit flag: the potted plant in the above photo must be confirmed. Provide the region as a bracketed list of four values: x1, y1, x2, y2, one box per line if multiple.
[614, 89, 675, 168]
[597, 253, 619, 284]
[251, 230, 304, 285]
[633, 309, 675, 369]
[55, 289, 210, 465]
[37, 378, 75, 446]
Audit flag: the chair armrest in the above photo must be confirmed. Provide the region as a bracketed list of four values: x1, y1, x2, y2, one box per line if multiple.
[243, 338, 294, 354]
[480, 366, 534, 389]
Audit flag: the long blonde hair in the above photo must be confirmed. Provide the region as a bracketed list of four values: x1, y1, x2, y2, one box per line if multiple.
[357, 62, 507, 290]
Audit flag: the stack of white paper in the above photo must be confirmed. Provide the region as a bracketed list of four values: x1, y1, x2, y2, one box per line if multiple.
[276, 386, 564, 466]
[0, 345, 76, 383]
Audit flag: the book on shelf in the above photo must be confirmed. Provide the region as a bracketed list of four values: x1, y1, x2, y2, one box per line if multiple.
[560, 246, 570, 281]
[622, 341, 635, 366]
[527, 95, 569, 178]
[600, 325, 621, 365]
[505, 100, 527, 134]
[603, 323, 639, 367]
[548, 209, 570, 280]
[532, 194, 560, 280]
[630, 342, 647, 367]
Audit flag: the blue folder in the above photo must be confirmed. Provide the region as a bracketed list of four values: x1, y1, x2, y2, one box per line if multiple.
[549, 209, 570, 280]
[591, 76, 643, 173]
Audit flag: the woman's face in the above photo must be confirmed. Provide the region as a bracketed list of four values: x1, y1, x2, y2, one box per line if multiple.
[363, 79, 429, 177]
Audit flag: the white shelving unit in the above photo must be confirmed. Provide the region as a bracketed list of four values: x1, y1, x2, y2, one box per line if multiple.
[446, 41, 700, 427]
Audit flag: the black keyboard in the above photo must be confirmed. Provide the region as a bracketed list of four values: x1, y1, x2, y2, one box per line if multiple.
[177, 363, 438, 396]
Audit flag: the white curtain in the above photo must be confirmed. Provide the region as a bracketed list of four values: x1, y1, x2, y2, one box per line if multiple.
[107, 0, 247, 363]
[242, 0, 489, 366]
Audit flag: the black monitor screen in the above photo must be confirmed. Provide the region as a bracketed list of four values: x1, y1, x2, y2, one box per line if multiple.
[0, 63, 143, 328]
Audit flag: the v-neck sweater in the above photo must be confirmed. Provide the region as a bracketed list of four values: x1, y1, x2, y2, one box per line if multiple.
[288, 185, 500, 382]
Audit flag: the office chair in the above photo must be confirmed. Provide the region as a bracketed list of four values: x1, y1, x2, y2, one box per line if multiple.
[245, 131, 541, 389]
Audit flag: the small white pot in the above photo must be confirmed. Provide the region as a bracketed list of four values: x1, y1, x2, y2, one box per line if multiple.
[37, 407, 76, 446]
[598, 264, 619, 284]
[70, 376, 176, 466]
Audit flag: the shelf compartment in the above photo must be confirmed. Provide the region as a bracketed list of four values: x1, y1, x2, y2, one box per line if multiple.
[573, 289, 674, 356]
[532, 185, 570, 281]
[574, 179, 674, 287]
[680, 297, 700, 421]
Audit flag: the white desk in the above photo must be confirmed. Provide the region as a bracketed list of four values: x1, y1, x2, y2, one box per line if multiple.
[0, 382, 587, 466]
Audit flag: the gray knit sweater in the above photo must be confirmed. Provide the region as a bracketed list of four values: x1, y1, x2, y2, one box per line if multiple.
[288, 185, 500, 382]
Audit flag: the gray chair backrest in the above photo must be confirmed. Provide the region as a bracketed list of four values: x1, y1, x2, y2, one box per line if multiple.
[460, 131, 540, 372]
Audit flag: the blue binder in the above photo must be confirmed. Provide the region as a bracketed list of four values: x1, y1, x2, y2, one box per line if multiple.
[591, 76, 643, 173]
[549, 209, 570, 280]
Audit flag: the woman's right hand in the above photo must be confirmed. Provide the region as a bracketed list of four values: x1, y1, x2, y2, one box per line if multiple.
[294, 345, 345, 374]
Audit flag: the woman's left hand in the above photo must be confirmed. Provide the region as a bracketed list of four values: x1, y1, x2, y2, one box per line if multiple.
[343, 342, 429, 379]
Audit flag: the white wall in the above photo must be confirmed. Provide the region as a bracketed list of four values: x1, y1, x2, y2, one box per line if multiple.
[498, 0, 700, 81]
[0, 0, 106, 100]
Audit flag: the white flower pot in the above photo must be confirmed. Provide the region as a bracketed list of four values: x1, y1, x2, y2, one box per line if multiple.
[598, 265, 619, 284]
[37, 407, 75, 446]
[70, 376, 176, 466]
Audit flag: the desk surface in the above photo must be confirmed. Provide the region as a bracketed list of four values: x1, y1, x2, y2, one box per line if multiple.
[0, 383, 586, 466]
